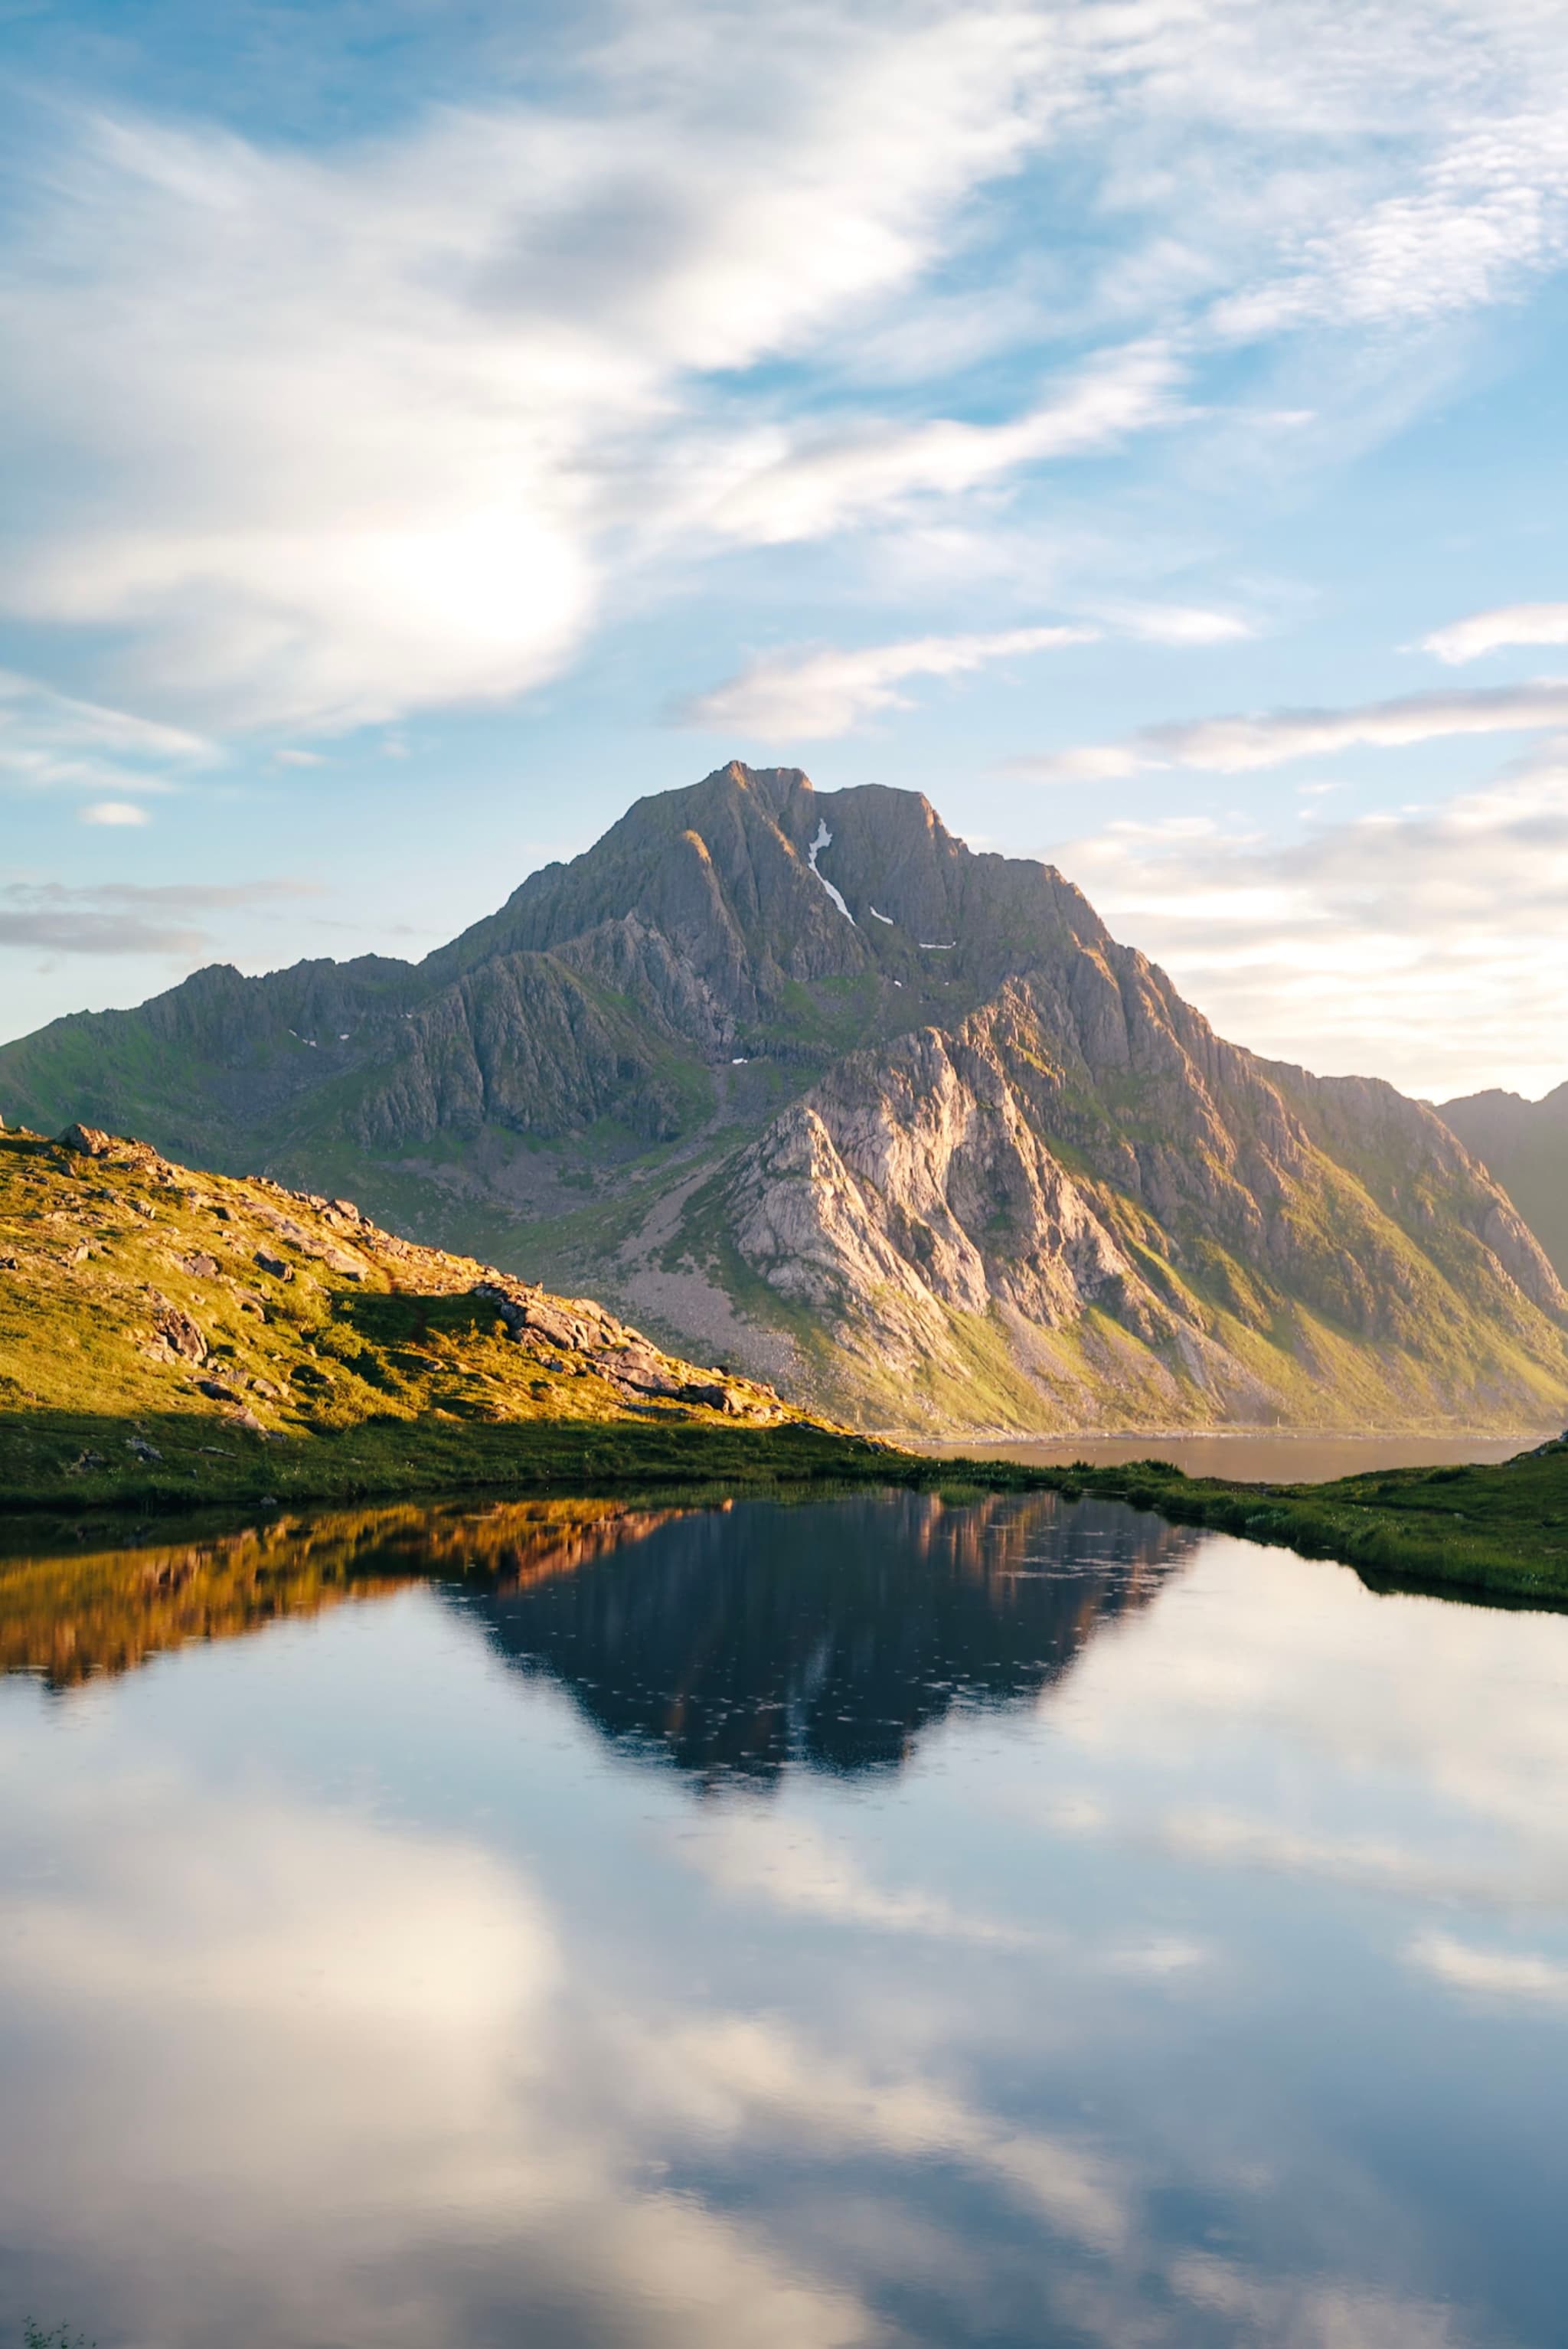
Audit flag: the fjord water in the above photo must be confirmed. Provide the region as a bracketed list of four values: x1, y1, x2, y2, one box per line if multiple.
[2, 1493, 1566, 2348]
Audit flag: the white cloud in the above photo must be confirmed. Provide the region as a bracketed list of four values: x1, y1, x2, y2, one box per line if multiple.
[681, 623, 1094, 739]
[0, 877, 315, 956]
[80, 800, 152, 826]
[0, 1776, 871, 2349]
[0, 10, 1077, 734]
[1406, 1929, 1568, 2004]
[1423, 600, 1568, 663]
[0, 670, 212, 798]
[1019, 679, 1568, 782]
[1214, 106, 1568, 341]
[700, 343, 1184, 547]
[1051, 745, 1568, 1096]
[674, 1808, 1041, 1945]
[639, 2012, 1130, 2253]
[3, 2, 1568, 739]
[1113, 605, 1256, 649]
[1171, 2251, 1467, 2349]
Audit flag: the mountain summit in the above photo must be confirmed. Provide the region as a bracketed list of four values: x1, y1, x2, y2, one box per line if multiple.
[3, 762, 1564, 1433]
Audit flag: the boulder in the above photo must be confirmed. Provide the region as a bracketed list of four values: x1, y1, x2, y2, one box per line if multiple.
[254, 1249, 293, 1280]
[679, 1380, 748, 1414]
[58, 1122, 113, 1157]
[155, 1306, 207, 1364]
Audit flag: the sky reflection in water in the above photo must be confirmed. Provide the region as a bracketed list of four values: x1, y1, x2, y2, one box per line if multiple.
[2, 1489, 1566, 2348]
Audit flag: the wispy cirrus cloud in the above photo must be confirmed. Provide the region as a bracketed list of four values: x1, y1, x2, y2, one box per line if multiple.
[680, 624, 1093, 739]
[1423, 600, 1568, 663]
[0, 671, 214, 802]
[1017, 680, 1568, 782]
[700, 344, 1184, 547]
[0, 878, 315, 957]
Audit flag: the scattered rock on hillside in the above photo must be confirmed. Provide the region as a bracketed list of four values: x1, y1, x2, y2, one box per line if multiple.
[153, 1304, 207, 1364]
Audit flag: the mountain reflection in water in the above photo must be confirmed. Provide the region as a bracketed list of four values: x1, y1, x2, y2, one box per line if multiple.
[1, 1490, 1191, 1783]
[463, 1491, 1190, 1784]
[3, 1491, 1568, 2349]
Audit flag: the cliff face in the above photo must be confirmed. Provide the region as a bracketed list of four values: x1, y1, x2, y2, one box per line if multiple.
[2, 762, 1564, 1434]
[1438, 1083, 1568, 1286]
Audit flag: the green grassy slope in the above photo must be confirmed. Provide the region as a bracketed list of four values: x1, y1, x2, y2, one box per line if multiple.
[0, 1122, 894, 1512]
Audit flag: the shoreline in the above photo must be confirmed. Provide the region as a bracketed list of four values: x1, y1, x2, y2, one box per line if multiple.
[1, 1420, 1563, 1612]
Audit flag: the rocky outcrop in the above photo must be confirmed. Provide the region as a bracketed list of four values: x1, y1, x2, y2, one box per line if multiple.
[722, 968, 1568, 1432]
[472, 1276, 776, 1416]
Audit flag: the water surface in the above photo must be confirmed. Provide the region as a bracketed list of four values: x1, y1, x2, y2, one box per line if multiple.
[2, 1489, 1566, 2348]
[919, 1432, 1538, 1482]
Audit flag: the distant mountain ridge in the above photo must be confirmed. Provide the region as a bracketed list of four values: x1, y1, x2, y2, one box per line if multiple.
[2, 761, 1564, 1435]
[1437, 1083, 1568, 1285]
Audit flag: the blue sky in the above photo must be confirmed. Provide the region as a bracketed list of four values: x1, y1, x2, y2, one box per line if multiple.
[2, 0, 1567, 1097]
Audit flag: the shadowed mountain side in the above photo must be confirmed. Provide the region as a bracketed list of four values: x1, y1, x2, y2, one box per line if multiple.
[1439, 1081, 1568, 1285]
[462, 1488, 1193, 1786]
[2, 762, 1563, 1435]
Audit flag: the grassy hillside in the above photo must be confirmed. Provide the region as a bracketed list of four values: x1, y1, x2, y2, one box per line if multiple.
[1017, 1442, 1568, 1606]
[0, 1122, 893, 1511]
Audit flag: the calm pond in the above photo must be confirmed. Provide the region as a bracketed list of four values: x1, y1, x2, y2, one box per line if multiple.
[2, 1486, 1566, 2348]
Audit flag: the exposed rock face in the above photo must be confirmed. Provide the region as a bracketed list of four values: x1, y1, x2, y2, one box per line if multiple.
[723, 963, 1568, 1427]
[1438, 1080, 1568, 1284]
[2, 763, 1566, 1434]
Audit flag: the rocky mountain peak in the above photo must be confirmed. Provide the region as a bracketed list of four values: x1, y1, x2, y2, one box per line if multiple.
[2, 763, 1565, 1436]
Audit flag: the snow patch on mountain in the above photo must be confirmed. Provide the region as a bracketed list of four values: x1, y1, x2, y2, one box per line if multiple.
[807, 819, 855, 923]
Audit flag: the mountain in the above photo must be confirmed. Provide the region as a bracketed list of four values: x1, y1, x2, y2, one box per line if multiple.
[1437, 1083, 1568, 1286]
[2, 761, 1565, 1436]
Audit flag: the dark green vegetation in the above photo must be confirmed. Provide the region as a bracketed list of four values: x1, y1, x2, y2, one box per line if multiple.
[1439, 1079, 1568, 1284]
[3, 763, 1564, 1433]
